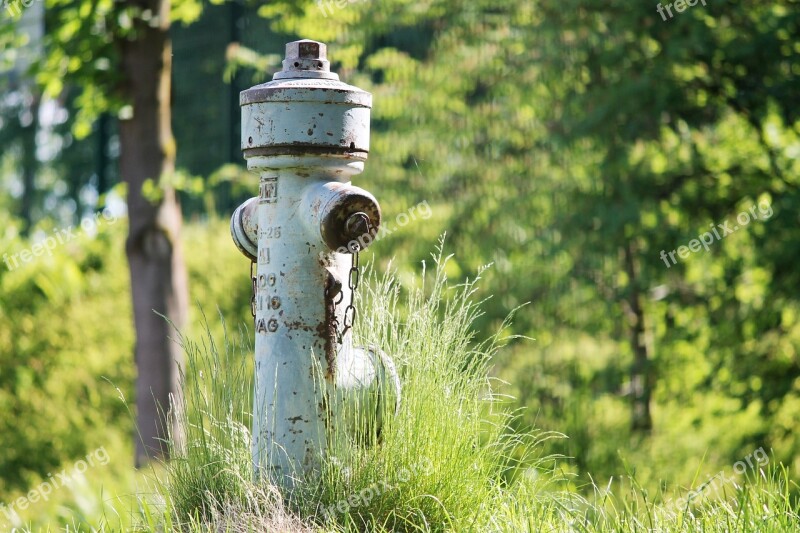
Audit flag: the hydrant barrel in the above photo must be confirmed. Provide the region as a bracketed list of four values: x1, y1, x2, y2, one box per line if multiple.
[233, 39, 398, 490]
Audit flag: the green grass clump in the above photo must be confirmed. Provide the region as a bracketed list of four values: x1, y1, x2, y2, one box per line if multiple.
[144, 241, 567, 531]
[135, 241, 800, 532]
[306, 243, 565, 531]
[584, 464, 800, 532]
[162, 312, 253, 522]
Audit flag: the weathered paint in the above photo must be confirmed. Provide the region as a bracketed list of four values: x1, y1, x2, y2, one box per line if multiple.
[230, 40, 400, 491]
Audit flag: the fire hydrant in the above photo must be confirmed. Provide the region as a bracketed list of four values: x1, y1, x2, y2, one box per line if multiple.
[230, 40, 400, 489]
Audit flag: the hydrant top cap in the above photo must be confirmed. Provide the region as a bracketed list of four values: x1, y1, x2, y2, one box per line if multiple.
[288, 40, 326, 60]
[273, 39, 339, 81]
[240, 39, 371, 107]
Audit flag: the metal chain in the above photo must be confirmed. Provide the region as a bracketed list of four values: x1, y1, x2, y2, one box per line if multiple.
[339, 248, 359, 343]
[250, 261, 257, 321]
[334, 214, 371, 343]
[336, 213, 372, 343]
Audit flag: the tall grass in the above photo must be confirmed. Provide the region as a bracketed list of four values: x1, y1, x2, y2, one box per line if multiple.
[304, 241, 569, 532]
[163, 312, 253, 522]
[137, 241, 800, 532]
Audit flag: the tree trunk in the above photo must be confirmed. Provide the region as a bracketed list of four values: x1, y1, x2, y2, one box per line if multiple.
[118, 0, 189, 466]
[19, 93, 40, 236]
[96, 112, 109, 200]
[623, 240, 652, 432]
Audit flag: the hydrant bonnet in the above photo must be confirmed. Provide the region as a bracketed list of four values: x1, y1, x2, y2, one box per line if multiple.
[240, 40, 372, 161]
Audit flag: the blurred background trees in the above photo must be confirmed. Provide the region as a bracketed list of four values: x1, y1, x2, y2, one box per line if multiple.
[1, 0, 798, 504]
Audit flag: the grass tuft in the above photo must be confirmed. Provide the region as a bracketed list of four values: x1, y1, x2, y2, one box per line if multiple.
[163, 310, 253, 523]
[136, 241, 800, 532]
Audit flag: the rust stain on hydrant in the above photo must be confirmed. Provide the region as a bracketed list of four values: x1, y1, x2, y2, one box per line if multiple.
[322, 269, 341, 381]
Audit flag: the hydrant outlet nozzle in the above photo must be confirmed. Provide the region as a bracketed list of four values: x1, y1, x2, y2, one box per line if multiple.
[230, 197, 258, 262]
[302, 182, 381, 253]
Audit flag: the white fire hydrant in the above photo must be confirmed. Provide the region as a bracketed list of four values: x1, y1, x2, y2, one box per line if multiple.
[230, 40, 400, 489]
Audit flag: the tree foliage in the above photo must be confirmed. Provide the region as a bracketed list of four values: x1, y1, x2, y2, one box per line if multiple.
[250, 0, 800, 485]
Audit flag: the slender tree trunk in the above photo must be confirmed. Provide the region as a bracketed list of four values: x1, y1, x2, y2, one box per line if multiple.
[19, 93, 40, 236]
[118, 0, 189, 466]
[623, 239, 652, 432]
[96, 113, 109, 200]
